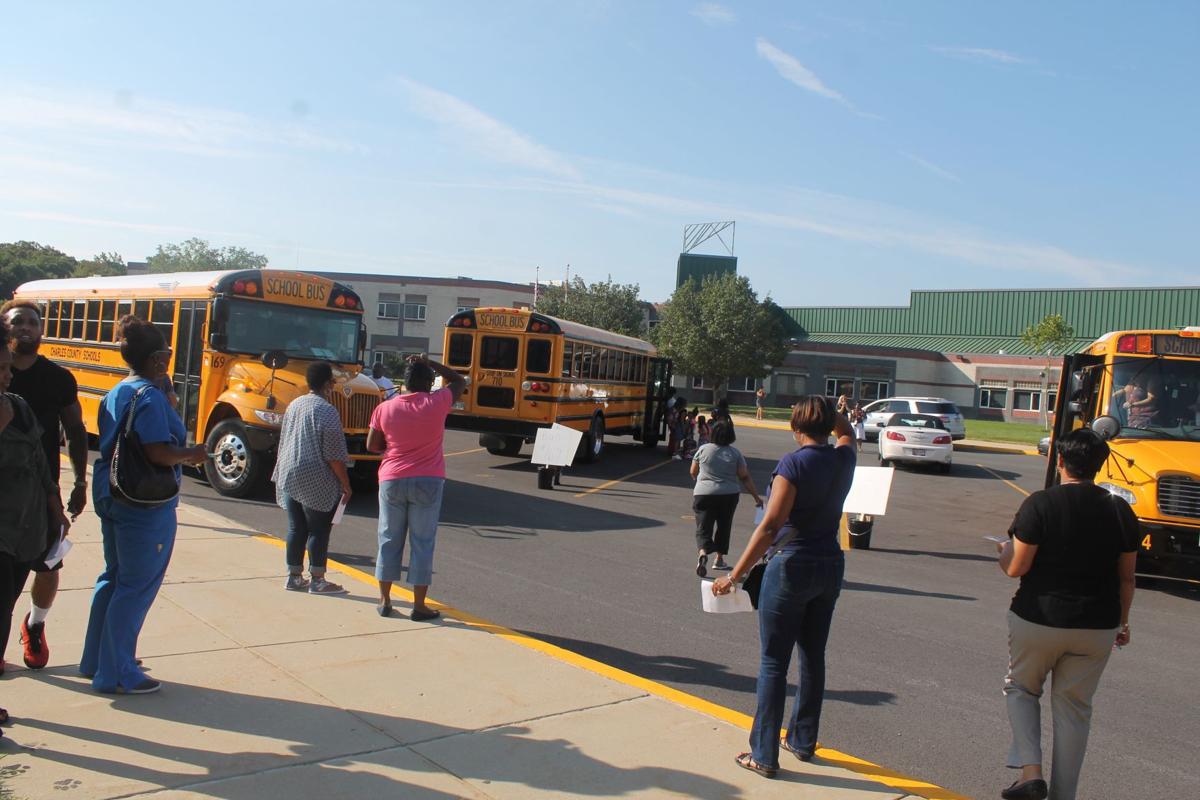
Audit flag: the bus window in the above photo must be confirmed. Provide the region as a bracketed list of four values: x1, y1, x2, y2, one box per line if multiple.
[578, 346, 592, 379]
[117, 300, 132, 323]
[71, 301, 85, 339]
[526, 339, 552, 374]
[151, 300, 176, 344]
[447, 333, 474, 367]
[100, 300, 116, 343]
[84, 301, 100, 341]
[46, 301, 60, 338]
[134, 300, 150, 321]
[562, 341, 574, 377]
[480, 336, 518, 370]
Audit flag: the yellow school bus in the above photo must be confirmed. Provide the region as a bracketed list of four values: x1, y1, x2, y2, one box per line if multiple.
[1048, 327, 1200, 580]
[15, 270, 383, 497]
[443, 307, 672, 461]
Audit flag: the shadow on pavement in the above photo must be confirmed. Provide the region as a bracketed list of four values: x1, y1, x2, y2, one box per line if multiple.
[867, 547, 997, 564]
[843, 581, 975, 602]
[23, 674, 743, 799]
[940, 463, 1022, 481]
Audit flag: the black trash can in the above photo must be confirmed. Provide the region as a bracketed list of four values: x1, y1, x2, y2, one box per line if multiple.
[847, 516, 874, 550]
[537, 466, 555, 490]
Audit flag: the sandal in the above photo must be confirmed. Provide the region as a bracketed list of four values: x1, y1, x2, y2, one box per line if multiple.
[780, 739, 813, 762]
[734, 752, 777, 778]
[410, 608, 441, 622]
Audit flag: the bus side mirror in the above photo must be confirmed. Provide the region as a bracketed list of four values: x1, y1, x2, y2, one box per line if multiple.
[1090, 415, 1121, 441]
[261, 351, 289, 370]
[359, 323, 367, 363]
[209, 298, 229, 350]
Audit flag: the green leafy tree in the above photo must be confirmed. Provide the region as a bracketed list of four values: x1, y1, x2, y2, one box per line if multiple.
[536, 276, 646, 338]
[73, 251, 127, 278]
[1021, 313, 1076, 428]
[148, 238, 268, 273]
[653, 273, 789, 399]
[0, 241, 77, 299]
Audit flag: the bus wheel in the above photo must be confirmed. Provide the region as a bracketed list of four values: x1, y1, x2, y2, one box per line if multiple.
[580, 415, 605, 463]
[480, 434, 523, 457]
[204, 419, 267, 497]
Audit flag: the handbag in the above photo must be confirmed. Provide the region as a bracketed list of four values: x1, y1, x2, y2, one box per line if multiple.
[741, 529, 799, 610]
[110, 385, 179, 507]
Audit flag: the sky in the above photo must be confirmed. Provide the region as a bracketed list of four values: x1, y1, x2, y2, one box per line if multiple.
[1, 1, 1197, 306]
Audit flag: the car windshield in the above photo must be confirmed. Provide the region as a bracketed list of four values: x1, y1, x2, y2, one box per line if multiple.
[225, 299, 360, 364]
[888, 414, 944, 429]
[1108, 357, 1200, 442]
[916, 401, 958, 415]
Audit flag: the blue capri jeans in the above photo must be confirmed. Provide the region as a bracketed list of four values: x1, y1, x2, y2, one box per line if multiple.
[376, 477, 445, 586]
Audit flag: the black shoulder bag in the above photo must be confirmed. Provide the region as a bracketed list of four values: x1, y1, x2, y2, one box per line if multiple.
[740, 529, 799, 610]
[110, 385, 179, 507]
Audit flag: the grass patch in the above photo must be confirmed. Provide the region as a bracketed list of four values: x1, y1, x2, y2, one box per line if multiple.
[728, 404, 793, 421]
[964, 419, 1047, 445]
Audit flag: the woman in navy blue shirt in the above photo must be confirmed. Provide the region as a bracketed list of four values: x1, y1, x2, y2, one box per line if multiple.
[712, 396, 856, 778]
[81, 316, 206, 694]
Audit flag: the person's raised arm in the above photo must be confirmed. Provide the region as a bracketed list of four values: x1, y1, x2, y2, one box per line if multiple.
[415, 355, 467, 403]
[832, 412, 855, 449]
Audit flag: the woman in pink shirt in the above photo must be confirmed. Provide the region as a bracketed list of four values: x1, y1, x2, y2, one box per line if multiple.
[366, 355, 466, 619]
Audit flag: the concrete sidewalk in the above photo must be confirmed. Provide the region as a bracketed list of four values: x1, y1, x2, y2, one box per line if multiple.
[2, 492, 960, 799]
[730, 415, 1041, 456]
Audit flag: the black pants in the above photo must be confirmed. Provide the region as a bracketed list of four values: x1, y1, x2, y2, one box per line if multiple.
[693, 493, 740, 555]
[1, 552, 33, 663]
[285, 497, 337, 575]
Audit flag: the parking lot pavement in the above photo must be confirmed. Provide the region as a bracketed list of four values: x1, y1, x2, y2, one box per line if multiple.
[155, 427, 1199, 799]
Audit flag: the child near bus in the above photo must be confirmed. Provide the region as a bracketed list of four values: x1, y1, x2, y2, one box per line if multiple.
[697, 415, 711, 447]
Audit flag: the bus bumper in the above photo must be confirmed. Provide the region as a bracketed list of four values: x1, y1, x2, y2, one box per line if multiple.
[1136, 521, 1200, 581]
[445, 414, 543, 441]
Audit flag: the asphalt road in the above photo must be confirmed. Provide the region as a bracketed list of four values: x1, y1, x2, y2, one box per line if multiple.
[177, 426, 1199, 800]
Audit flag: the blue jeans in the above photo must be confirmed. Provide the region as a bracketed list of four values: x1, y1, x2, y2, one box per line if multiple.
[750, 550, 845, 768]
[285, 496, 336, 576]
[80, 496, 177, 691]
[376, 477, 444, 586]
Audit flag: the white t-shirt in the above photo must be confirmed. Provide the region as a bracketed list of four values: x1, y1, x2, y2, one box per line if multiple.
[373, 376, 397, 399]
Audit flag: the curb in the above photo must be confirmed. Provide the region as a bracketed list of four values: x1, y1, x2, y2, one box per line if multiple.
[731, 417, 1042, 456]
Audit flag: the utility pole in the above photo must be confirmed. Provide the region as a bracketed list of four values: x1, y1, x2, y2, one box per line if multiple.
[533, 265, 540, 310]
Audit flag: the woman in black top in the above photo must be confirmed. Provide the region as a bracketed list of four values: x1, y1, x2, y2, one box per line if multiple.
[995, 429, 1138, 800]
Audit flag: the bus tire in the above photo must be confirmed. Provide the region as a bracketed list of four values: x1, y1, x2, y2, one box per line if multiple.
[481, 434, 523, 457]
[204, 419, 268, 498]
[580, 415, 605, 463]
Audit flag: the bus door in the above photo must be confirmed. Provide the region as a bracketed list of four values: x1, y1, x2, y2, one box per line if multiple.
[1044, 351, 1105, 488]
[474, 333, 522, 419]
[520, 336, 555, 424]
[644, 357, 673, 443]
[172, 300, 208, 443]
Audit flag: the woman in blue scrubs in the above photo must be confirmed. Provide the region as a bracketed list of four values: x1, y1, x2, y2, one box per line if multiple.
[81, 315, 206, 694]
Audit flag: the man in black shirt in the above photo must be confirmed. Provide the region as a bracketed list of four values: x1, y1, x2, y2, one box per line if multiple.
[2, 301, 89, 671]
[994, 429, 1138, 800]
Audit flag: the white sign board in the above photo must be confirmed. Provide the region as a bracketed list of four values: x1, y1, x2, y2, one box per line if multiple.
[700, 579, 755, 613]
[841, 466, 895, 517]
[531, 424, 583, 467]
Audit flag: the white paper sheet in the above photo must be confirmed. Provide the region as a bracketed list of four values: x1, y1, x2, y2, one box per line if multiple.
[842, 466, 896, 517]
[530, 423, 583, 467]
[44, 527, 72, 569]
[331, 497, 348, 525]
[700, 579, 755, 613]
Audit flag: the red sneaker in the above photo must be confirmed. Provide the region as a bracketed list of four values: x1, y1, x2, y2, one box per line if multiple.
[20, 614, 49, 670]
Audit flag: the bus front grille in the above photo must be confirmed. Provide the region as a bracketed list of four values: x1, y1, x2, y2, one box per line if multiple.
[1158, 475, 1200, 519]
[330, 392, 380, 431]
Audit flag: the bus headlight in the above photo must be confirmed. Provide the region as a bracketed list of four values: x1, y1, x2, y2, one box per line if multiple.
[1098, 482, 1136, 505]
[254, 410, 284, 426]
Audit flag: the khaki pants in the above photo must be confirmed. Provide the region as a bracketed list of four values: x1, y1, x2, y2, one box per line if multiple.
[1004, 611, 1117, 800]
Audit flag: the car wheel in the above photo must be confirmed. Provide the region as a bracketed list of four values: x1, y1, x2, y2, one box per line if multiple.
[204, 419, 268, 498]
[878, 455, 890, 467]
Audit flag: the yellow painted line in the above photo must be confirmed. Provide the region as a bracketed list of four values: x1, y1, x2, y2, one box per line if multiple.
[572, 459, 674, 498]
[250, 532, 965, 799]
[445, 447, 485, 457]
[976, 463, 1031, 497]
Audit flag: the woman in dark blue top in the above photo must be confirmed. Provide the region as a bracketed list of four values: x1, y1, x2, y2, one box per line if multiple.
[80, 316, 206, 694]
[712, 396, 856, 778]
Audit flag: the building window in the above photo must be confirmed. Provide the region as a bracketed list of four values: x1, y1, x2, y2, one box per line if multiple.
[378, 302, 401, 319]
[691, 376, 706, 389]
[456, 297, 479, 314]
[403, 303, 426, 321]
[728, 376, 756, 392]
[456, 306, 473, 314]
[825, 377, 854, 399]
[1013, 390, 1042, 411]
[1048, 391, 1058, 412]
[860, 380, 889, 402]
[372, 351, 386, 365]
[980, 387, 1008, 409]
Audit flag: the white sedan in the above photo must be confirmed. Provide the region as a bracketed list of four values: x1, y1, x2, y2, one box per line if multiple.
[877, 413, 954, 473]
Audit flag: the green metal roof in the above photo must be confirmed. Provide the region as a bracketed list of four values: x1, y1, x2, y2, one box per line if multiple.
[785, 287, 1200, 356]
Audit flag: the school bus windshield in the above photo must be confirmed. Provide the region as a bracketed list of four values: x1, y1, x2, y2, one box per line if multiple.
[1108, 356, 1200, 441]
[225, 299, 360, 363]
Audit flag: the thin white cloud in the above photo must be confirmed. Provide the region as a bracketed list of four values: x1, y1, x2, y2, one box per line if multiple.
[10, 210, 256, 241]
[901, 151, 962, 184]
[691, 3, 736, 27]
[393, 77, 581, 181]
[932, 46, 1032, 65]
[755, 38, 878, 118]
[0, 85, 365, 158]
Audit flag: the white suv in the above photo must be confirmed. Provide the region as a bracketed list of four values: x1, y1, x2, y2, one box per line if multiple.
[861, 397, 966, 441]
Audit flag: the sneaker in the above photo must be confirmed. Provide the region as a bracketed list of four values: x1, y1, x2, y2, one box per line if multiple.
[121, 678, 162, 695]
[713, 558, 730, 571]
[696, 553, 708, 578]
[20, 614, 49, 670]
[285, 574, 310, 592]
[309, 578, 348, 595]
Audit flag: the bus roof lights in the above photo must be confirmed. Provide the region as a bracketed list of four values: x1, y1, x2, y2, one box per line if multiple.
[233, 279, 246, 294]
[245, 281, 259, 296]
[1117, 335, 1136, 353]
[334, 295, 346, 307]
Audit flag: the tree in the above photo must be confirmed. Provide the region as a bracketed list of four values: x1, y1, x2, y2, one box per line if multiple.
[148, 238, 268, 273]
[1020, 313, 1076, 428]
[536, 276, 646, 339]
[653, 273, 789, 400]
[0, 241, 77, 300]
[73, 251, 127, 278]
